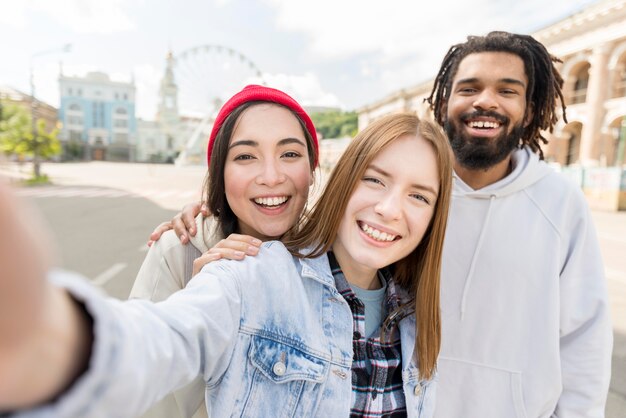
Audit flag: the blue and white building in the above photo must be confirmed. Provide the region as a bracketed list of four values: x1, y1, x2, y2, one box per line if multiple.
[59, 71, 136, 161]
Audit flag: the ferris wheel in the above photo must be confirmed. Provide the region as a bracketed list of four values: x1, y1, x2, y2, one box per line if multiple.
[172, 44, 265, 164]
[174, 44, 265, 117]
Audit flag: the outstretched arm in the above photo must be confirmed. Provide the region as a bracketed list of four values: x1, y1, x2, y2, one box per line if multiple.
[0, 183, 243, 417]
[0, 183, 92, 410]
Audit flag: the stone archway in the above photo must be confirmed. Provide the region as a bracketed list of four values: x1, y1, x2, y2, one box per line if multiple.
[609, 42, 626, 99]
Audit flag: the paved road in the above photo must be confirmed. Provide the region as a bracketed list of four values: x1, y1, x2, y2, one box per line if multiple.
[1, 161, 625, 416]
[20, 188, 177, 299]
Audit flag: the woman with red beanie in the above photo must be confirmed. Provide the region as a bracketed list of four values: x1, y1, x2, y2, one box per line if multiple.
[130, 85, 319, 418]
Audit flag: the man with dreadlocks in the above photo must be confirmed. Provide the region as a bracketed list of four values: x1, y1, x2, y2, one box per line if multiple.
[426, 31, 612, 418]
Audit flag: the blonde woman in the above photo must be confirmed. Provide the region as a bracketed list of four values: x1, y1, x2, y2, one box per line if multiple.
[0, 113, 452, 417]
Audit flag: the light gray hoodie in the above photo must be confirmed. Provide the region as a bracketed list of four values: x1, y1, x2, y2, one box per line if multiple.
[435, 147, 613, 418]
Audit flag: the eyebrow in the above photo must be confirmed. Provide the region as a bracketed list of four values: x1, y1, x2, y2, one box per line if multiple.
[229, 137, 306, 150]
[368, 164, 439, 196]
[455, 77, 526, 88]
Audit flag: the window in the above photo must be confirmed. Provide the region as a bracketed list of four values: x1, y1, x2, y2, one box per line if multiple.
[68, 116, 83, 125]
[569, 63, 590, 105]
[114, 133, 128, 143]
[114, 119, 128, 128]
[69, 130, 82, 141]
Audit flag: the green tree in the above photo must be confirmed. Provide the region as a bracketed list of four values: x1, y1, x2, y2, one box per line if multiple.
[0, 102, 61, 179]
[311, 110, 358, 139]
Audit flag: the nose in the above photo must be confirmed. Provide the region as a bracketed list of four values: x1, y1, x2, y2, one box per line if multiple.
[374, 190, 402, 221]
[472, 89, 498, 110]
[255, 158, 286, 187]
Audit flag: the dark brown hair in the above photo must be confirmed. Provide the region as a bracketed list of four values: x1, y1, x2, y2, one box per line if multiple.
[204, 102, 316, 238]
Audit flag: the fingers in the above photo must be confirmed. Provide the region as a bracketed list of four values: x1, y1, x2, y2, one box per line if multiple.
[147, 221, 174, 246]
[173, 201, 204, 243]
[180, 202, 201, 235]
[214, 234, 262, 256]
[192, 252, 222, 276]
[191, 234, 264, 276]
[191, 246, 252, 276]
[200, 202, 210, 217]
[172, 214, 190, 244]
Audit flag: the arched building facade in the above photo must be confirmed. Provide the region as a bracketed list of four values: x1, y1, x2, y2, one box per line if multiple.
[357, 0, 626, 170]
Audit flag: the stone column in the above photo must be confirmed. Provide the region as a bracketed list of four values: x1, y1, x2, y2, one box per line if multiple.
[580, 45, 611, 166]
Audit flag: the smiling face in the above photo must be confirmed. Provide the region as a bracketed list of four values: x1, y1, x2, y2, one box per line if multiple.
[443, 51, 530, 170]
[331, 134, 440, 288]
[223, 104, 313, 241]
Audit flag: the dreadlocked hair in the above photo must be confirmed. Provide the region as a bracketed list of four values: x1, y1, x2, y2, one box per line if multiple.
[425, 31, 567, 159]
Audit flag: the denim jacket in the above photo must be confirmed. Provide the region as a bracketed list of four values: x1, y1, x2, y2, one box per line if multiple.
[20, 241, 436, 418]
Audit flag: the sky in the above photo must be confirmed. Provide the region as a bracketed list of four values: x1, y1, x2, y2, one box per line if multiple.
[0, 0, 601, 120]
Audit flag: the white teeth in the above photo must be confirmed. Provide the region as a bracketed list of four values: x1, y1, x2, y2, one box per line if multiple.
[359, 222, 397, 242]
[254, 196, 288, 207]
[468, 120, 499, 129]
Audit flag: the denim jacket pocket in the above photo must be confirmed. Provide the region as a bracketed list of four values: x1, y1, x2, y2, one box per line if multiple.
[240, 335, 328, 417]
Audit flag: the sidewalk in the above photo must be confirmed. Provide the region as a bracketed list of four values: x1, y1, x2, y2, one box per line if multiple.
[0, 160, 207, 210]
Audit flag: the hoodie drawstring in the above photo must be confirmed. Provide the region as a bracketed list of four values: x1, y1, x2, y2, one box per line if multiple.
[460, 195, 496, 320]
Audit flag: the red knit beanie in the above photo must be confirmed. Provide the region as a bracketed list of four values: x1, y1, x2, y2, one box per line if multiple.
[206, 85, 318, 167]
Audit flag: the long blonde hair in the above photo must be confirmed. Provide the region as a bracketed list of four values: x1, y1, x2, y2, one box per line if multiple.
[286, 113, 453, 380]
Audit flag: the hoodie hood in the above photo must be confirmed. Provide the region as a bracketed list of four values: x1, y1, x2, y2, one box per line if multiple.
[453, 146, 553, 199]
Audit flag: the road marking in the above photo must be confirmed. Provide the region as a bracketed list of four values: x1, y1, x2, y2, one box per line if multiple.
[93, 263, 127, 286]
[15, 186, 198, 199]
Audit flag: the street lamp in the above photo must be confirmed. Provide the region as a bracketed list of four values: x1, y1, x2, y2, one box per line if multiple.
[29, 43, 71, 176]
[29, 43, 72, 100]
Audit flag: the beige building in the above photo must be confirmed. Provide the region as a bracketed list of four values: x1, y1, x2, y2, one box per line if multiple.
[357, 0, 626, 170]
[0, 85, 59, 132]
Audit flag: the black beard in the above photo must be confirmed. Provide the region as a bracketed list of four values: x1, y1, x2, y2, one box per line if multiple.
[444, 113, 523, 170]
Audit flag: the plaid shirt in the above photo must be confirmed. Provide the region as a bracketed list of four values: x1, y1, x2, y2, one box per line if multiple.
[328, 252, 409, 418]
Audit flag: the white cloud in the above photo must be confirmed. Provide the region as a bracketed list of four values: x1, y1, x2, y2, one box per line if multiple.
[32, 63, 97, 108]
[260, 0, 598, 108]
[261, 72, 343, 109]
[0, 2, 28, 27]
[133, 64, 163, 120]
[0, 0, 135, 33]
[264, 0, 596, 59]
